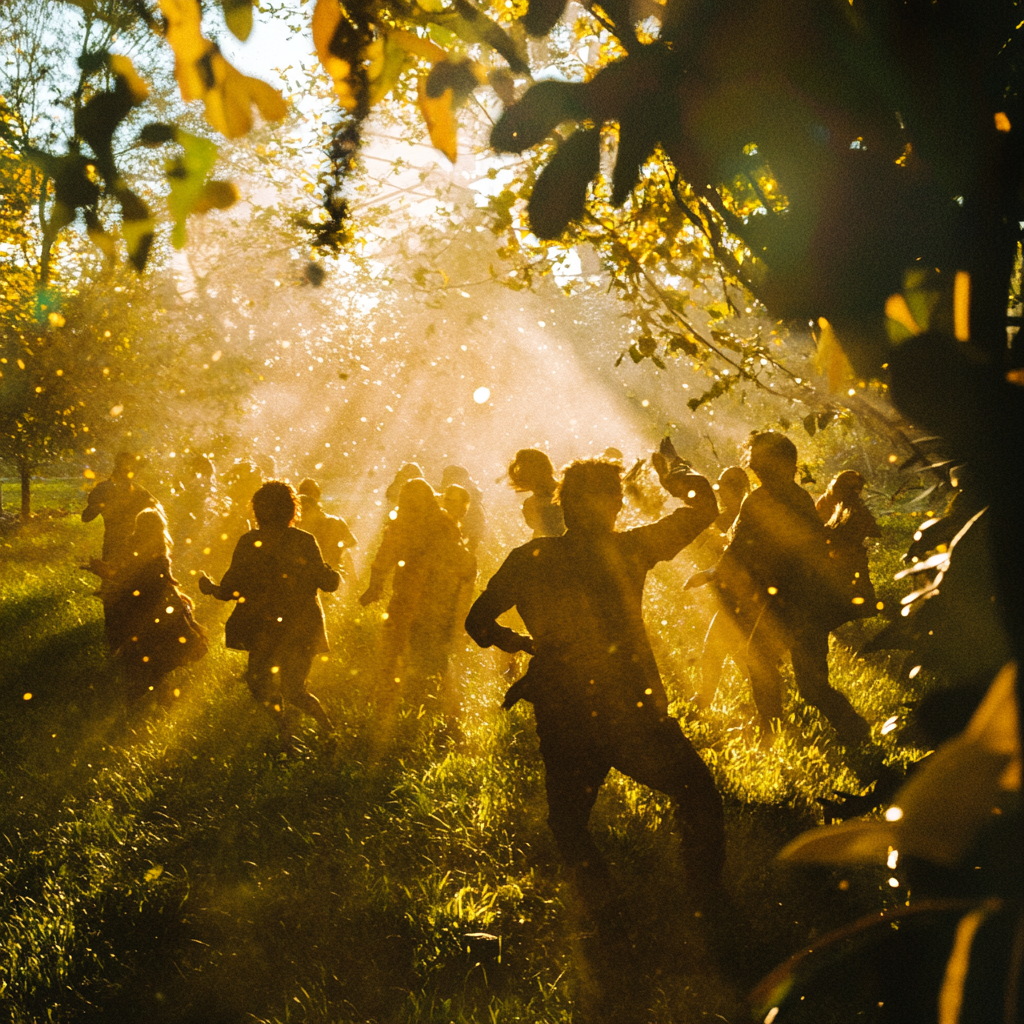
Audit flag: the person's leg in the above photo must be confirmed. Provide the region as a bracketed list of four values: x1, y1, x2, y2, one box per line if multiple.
[698, 612, 727, 706]
[745, 636, 786, 732]
[281, 649, 334, 735]
[537, 718, 611, 889]
[791, 629, 870, 748]
[612, 716, 726, 889]
[246, 647, 291, 745]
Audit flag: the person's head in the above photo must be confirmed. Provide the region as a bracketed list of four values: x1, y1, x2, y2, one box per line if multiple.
[441, 465, 472, 491]
[557, 459, 623, 532]
[298, 477, 322, 502]
[398, 477, 439, 517]
[828, 470, 866, 502]
[508, 448, 556, 494]
[225, 460, 261, 487]
[443, 483, 471, 521]
[251, 480, 298, 529]
[113, 451, 137, 479]
[189, 454, 214, 479]
[395, 463, 423, 484]
[745, 431, 798, 487]
[131, 507, 171, 556]
[717, 466, 750, 510]
[253, 453, 276, 479]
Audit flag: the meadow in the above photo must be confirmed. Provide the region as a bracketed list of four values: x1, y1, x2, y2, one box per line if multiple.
[0, 480, 931, 1023]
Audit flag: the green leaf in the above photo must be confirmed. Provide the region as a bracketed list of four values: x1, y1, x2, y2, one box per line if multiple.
[165, 131, 219, 248]
[222, 0, 254, 41]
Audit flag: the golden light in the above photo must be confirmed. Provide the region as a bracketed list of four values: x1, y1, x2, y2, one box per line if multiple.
[473, 386, 491, 404]
[953, 271, 971, 341]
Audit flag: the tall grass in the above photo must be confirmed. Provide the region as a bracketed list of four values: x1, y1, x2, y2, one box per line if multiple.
[0, 500, 930, 1023]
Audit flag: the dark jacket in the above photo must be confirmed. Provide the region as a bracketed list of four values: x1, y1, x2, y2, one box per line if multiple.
[716, 481, 839, 635]
[82, 478, 157, 560]
[211, 527, 340, 653]
[466, 504, 714, 726]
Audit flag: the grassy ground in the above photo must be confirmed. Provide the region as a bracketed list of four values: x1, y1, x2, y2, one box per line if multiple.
[0, 485, 933, 1023]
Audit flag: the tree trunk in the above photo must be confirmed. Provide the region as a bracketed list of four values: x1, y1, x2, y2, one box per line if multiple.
[19, 459, 32, 521]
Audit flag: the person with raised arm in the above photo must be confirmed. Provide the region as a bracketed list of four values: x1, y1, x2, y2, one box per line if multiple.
[466, 454, 725, 902]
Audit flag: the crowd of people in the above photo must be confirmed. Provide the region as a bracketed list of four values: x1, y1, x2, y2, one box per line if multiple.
[79, 432, 893, 898]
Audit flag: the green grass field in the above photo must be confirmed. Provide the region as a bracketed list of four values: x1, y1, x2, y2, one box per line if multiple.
[0, 486, 931, 1023]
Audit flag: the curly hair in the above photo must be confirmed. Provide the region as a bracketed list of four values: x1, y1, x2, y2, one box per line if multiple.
[251, 481, 298, 528]
[556, 459, 623, 513]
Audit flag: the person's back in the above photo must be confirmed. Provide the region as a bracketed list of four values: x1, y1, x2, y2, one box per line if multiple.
[82, 452, 156, 561]
[714, 432, 877, 762]
[817, 471, 881, 615]
[297, 481, 357, 571]
[200, 481, 339, 748]
[476, 516, 685, 713]
[720, 477, 831, 627]
[219, 524, 338, 653]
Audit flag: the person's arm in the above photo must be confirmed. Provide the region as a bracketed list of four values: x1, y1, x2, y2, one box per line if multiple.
[306, 533, 342, 593]
[338, 517, 357, 548]
[198, 535, 250, 600]
[359, 525, 398, 604]
[633, 456, 719, 565]
[465, 552, 535, 655]
[81, 481, 107, 523]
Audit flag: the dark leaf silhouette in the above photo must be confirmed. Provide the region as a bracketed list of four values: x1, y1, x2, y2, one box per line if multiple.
[426, 58, 481, 105]
[451, 0, 530, 74]
[611, 115, 660, 205]
[139, 122, 177, 146]
[26, 151, 100, 211]
[522, 0, 567, 37]
[491, 80, 586, 152]
[527, 128, 600, 239]
[116, 187, 154, 271]
[487, 68, 516, 106]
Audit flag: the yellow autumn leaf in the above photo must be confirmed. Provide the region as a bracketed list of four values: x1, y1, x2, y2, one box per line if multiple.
[313, 0, 360, 110]
[388, 28, 447, 63]
[86, 225, 117, 258]
[813, 317, 854, 393]
[364, 36, 386, 83]
[160, 0, 287, 137]
[161, 0, 209, 103]
[193, 180, 239, 214]
[417, 77, 457, 162]
[109, 54, 150, 102]
[885, 292, 921, 343]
